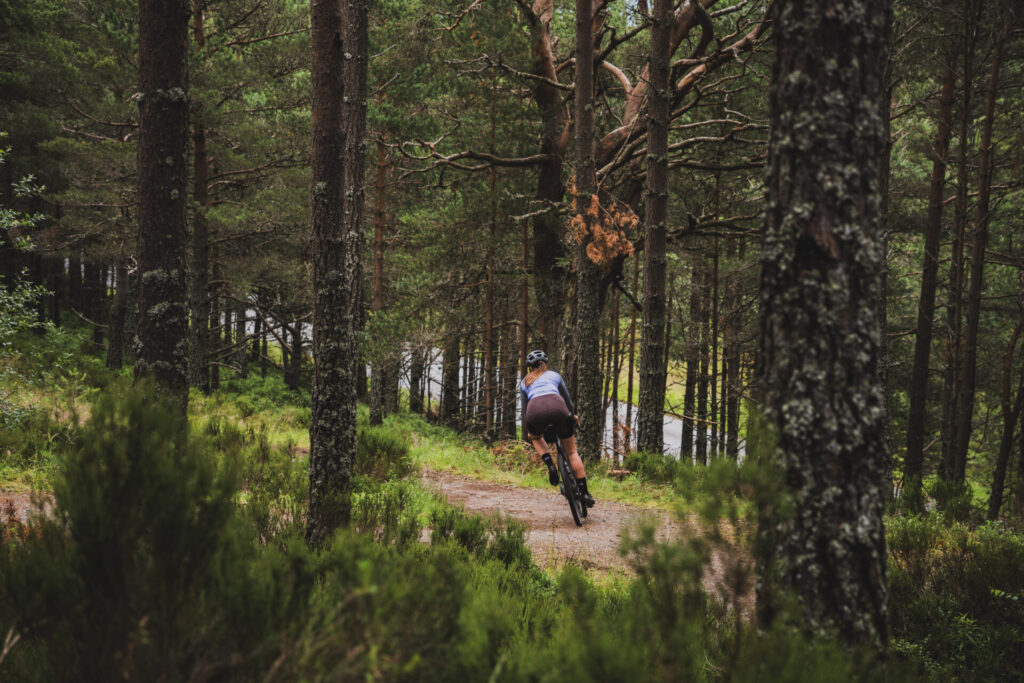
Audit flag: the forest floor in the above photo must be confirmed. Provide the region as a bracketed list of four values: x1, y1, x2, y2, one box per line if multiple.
[420, 468, 755, 614]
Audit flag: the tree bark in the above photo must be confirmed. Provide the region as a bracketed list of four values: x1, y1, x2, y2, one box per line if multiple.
[758, 0, 891, 648]
[987, 323, 1023, 521]
[522, 0, 569, 357]
[187, 2, 211, 394]
[682, 269, 699, 461]
[235, 299, 248, 378]
[625, 255, 638, 453]
[501, 316, 518, 438]
[636, 0, 671, 455]
[135, 0, 189, 409]
[951, 36, 1002, 484]
[940, 3, 977, 482]
[571, 0, 602, 463]
[696, 265, 710, 465]
[904, 60, 955, 501]
[107, 257, 128, 369]
[210, 263, 220, 390]
[306, 0, 368, 547]
[442, 334, 460, 427]
[710, 237, 720, 457]
[369, 135, 388, 426]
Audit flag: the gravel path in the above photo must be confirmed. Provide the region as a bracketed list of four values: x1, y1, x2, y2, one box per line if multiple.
[420, 469, 754, 613]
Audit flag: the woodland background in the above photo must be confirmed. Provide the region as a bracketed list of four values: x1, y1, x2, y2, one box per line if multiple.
[2, 0, 1024, 680]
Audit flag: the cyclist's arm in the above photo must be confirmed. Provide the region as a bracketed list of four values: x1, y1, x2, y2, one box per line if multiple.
[556, 375, 575, 415]
[520, 383, 528, 421]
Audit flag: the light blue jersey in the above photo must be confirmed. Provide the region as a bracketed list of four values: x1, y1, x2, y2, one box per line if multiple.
[520, 370, 575, 416]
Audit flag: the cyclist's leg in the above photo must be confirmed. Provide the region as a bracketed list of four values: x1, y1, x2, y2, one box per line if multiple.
[527, 432, 551, 459]
[560, 434, 586, 479]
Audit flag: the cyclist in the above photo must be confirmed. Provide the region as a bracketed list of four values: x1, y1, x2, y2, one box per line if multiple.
[520, 349, 595, 507]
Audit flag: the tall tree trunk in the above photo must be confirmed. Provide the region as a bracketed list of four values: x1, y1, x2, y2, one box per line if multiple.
[904, 60, 955, 502]
[210, 264, 220, 390]
[625, 255, 638, 453]
[260, 321, 268, 378]
[987, 323, 1023, 521]
[384, 357, 399, 415]
[636, 0, 671, 455]
[951, 36, 1002, 484]
[251, 311, 262, 364]
[235, 299, 248, 378]
[442, 335, 460, 427]
[85, 260, 104, 345]
[758, 0, 891, 648]
[369, 135, 388, 426]
[710, 237, 720, 457]
[409, 346, 425, 415]
[520, 217, 530, 439]
[466, 336, 477, 430]
[940, 2, 978, 482]
[136, 0, 189, 408]
[501, 315, 518, 438]
[696, 265, 710, 465]
[306, 0, 368, 547]
[610, 292, 621, 462]
[525, 0, 569, 357]
[107, 257, 128, 369]
[682, 270, 699, 460]
[572, 0, 602, 463]
[484, 65, 498, 440]
[187, 3, 211, 394]
[45, 257, 62, 326]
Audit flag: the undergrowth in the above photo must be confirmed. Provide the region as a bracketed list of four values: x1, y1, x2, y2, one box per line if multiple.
[1, 330, 1021, 680]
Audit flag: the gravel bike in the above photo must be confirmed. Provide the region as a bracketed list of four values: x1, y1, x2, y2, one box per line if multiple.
[543, 425, 587, 527]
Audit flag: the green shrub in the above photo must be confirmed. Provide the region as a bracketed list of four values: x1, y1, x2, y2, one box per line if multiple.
[887, 515, 1024, 680]
[351, 479, 422, 547]
[356, 425, 413, 480]
[623, 449, 686, 485]
[0, 384, 243, 681]
[0, 407, 75, 479]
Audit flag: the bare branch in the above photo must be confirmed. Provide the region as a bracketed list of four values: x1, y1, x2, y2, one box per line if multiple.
[441, 0, 486, 33]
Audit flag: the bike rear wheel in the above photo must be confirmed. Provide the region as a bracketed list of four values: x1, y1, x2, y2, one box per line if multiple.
[556, 444, 583, 527]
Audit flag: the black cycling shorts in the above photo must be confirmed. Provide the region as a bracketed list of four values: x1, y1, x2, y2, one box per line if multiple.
[525, 394, 574, 440]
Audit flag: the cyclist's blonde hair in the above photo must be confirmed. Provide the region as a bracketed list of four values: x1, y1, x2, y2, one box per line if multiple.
[523, 360, 548, 387]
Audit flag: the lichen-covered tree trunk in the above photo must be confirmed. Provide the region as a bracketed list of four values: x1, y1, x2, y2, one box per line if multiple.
[522, 0, 569, 358]
[759, 0, 891, 648]
[306, 0, 368, 548]
[571, 0, 602, 463]
[135, 0, 189, 409]
[636, 0, 670, 456]
[904, 60, 955, 501]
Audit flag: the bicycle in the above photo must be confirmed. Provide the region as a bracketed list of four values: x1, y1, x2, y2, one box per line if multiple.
[543, 425, 588, 527]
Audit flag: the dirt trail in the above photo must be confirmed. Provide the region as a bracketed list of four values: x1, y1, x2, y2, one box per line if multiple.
[0, 490, 50, 528]
[420, 470, 754, 613]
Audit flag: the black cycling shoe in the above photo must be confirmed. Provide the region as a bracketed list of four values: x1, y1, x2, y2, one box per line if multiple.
[581, 493, 596, 508]
[541, 455, 559, 486]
